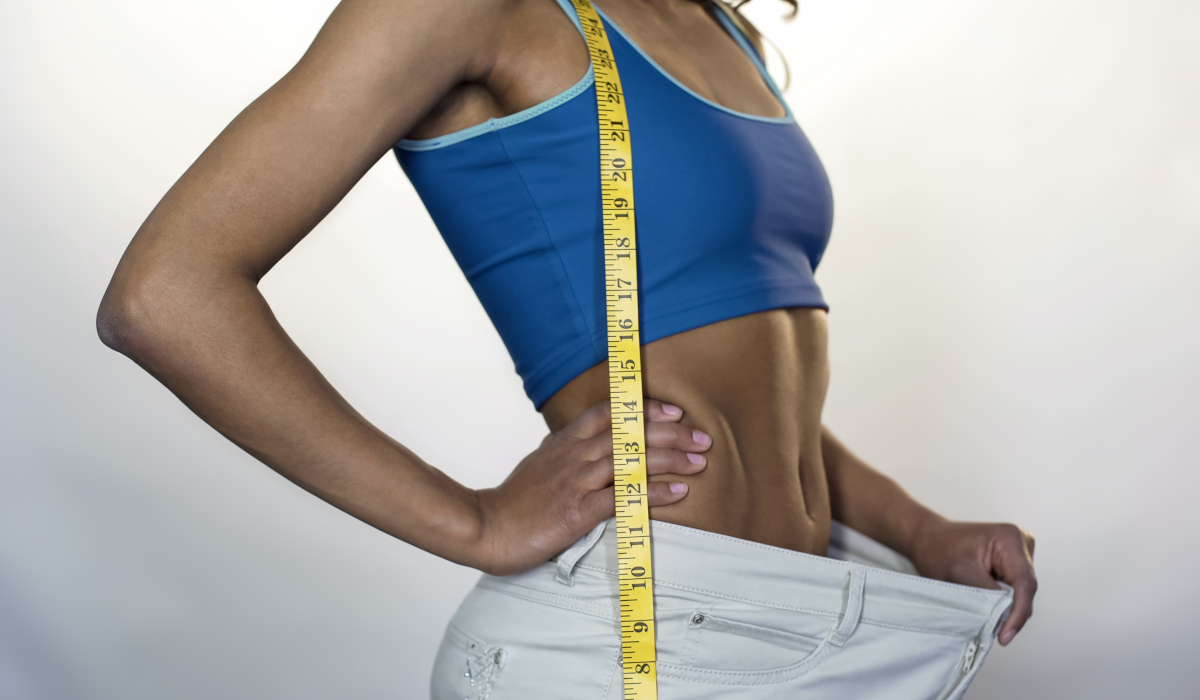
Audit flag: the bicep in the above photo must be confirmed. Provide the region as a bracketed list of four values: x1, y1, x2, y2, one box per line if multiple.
[118, 0, 499, 284]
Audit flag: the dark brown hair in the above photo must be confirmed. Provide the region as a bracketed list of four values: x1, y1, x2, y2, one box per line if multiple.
[729, 0, 798, 19]
[702, 0, 799, 20]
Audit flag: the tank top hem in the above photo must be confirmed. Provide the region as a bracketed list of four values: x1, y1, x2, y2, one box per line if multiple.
[526, 279, 828, 408]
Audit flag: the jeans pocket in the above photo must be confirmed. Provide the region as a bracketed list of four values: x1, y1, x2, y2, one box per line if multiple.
[678, 608, 828, 671]
[683, 611, 824, 667]
[430, 621, 507, 700]
[658, 603, 838, 686]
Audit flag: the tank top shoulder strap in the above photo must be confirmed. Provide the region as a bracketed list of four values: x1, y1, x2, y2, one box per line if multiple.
[709, 1, 790, 110]
[552, 0, 586, 36]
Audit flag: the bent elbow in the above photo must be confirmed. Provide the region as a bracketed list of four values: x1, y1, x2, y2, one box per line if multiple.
[95, 300, 124, 353]
[96, 282, 146, 358]
[95, 269, 182, 362]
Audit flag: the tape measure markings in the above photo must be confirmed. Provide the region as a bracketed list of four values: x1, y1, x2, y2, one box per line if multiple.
[570, 2, 658, 698]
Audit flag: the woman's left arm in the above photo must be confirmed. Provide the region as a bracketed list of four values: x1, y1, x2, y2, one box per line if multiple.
[821, 427, 1037, 646]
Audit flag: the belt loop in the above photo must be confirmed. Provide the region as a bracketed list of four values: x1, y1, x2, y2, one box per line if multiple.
[830, 563, 865, 647]
[556, 520, 608, 586]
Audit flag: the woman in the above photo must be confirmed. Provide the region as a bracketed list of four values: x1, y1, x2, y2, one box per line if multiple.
[97, 0, 1037, 697]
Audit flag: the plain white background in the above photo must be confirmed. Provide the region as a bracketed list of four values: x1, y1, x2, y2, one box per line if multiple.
[1, 0, 1197, 697]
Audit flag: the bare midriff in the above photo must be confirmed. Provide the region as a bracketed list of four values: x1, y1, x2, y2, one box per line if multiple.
[540, 307, 832, 555]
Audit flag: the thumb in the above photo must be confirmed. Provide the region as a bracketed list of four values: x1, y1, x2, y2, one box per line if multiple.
[563, 400, 612, 440]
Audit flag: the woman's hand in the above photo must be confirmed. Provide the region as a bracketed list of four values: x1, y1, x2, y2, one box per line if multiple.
[472, 399, 711, 576]
[908, 518, 1038, 646]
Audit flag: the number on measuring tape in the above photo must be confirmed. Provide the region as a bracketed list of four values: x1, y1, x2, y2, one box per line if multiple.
[569, 1, 658, 698]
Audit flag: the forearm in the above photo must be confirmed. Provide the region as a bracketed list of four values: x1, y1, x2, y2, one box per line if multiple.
[821, 426, 944, 559]
[99, 267, 485, 568]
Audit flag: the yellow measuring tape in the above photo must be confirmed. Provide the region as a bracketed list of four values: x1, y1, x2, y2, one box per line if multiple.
[570, 1, 657, 697]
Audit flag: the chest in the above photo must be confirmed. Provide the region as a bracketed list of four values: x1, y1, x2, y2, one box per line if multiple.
[413, 0, 784, 141]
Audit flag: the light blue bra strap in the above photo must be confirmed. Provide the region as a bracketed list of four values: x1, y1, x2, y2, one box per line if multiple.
[710, 2, 790, 109]
[553, 0, 586, 36]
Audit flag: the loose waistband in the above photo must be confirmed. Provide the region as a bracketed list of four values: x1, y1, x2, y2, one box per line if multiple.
[539, 518, 1012, 640]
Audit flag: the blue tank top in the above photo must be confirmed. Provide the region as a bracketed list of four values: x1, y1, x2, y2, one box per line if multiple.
[395, 1, 833, 408]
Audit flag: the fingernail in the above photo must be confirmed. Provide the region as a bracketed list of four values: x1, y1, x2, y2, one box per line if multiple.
[999, 630, 1015, 645]
[661, 403, 682, 416]
[686, 453, 706, 466]
[692, 430, 711, 446]
[669, 482, 688, 494]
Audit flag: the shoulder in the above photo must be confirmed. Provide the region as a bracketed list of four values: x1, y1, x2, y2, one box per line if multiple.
[712, 0, 767, 59]
[324, 0, 521, 50]
[297, 0, 528, 85]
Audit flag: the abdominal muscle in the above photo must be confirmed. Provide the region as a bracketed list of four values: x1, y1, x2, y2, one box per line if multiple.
[540, 307, 833, 555]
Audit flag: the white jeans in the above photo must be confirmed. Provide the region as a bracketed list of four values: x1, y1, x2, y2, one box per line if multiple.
[431, 519, 1012, 699]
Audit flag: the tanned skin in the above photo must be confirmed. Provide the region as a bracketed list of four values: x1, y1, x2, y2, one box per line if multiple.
[98, 0, 1036, 646]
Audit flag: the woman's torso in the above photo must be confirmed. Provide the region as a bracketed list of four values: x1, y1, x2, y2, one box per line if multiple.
[543, 307, 831, 554]
[403, 0, 833, 555]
